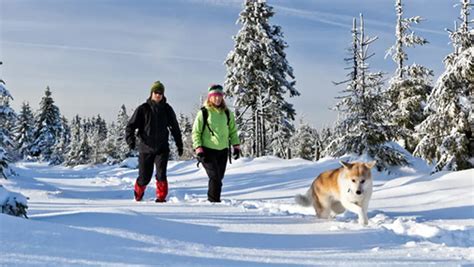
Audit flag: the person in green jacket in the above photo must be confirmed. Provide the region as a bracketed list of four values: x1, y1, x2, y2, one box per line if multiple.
[192, 84, 240, 202]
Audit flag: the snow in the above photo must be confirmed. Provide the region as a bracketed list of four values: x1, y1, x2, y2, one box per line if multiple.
[1, 157, 473, 266]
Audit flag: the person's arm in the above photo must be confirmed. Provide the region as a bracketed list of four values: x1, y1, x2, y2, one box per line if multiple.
[125, 106, 142, 149]
[229, 111, 240, 146]
[192, 110, 204, 149]
[167, 105, 183, 151]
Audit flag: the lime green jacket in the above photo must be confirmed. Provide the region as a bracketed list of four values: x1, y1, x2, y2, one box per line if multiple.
[192, 105, 240, 150]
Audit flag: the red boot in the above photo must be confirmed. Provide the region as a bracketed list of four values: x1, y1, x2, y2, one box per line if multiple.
[134, 181, 146, 201]
[156, 181, 168, 203]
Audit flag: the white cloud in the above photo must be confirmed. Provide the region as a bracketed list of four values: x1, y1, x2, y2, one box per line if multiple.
[4, 41, 222, 64]
[273, 4, 446, 36]
[184, 0, 242, 7]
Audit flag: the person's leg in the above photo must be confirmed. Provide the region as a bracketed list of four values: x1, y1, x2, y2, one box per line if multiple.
[134, 152, 154, 201]
[216, 149, 228, 181]
[154, 150, 170, 202]
[214, 149, 228, 201]
[202, 148, 224, 202]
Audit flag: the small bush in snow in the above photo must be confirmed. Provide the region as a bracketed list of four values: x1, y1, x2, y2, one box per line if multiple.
[0, 185, 28, 218]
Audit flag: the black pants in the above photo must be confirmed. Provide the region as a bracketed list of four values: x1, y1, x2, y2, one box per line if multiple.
[137, 150, 169, 186]
[201, 147, 228, 202]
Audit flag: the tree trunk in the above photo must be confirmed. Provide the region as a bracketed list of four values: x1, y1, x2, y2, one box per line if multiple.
[254, 109, 258, 157]
[260, 109, 266, 156]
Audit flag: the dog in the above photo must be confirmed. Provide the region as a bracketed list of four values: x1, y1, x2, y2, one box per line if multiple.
[295, 161, 376, 225]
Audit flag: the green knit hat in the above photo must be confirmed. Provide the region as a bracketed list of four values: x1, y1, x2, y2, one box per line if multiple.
[208, 84, 224, 97]
[150, 81, 165, 95]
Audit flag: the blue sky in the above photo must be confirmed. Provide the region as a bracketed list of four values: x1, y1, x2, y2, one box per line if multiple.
[1, 0, 459, 128]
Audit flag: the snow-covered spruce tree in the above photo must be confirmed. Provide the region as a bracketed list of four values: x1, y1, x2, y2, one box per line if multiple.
[312, 129, 324, 161]
[385, 0, 433, 152]
[30, 86, 62, 161]
[76, 124, 92, 165]
[178, 113, 194, 160]
[326, 15, 407, 170]
[65, 115, 81, 166]
[90, 126, 106, 164]
[444, 0, 474, 66]
[65, 115, 92, 166]
[318, 127, 333, 158]
[224, 0, 299, 158]
[86, 115, 108, 164]
[415, 0, 473, 171]
[0, 78, 15, 178]
[82, 117, 93, 135]
[50, 116, 72, 165]
[94, 115, 107, 141]
[0, 94, 17, 161]
[115, 105, 131, 160]
[271, 119, 295, 159]
[103, 121, 119, 163]
[290, 120, 317, 160]
[14, 102, 35, 159]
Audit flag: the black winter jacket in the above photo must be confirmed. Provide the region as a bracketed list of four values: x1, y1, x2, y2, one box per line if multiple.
[126, 97, 183, 154]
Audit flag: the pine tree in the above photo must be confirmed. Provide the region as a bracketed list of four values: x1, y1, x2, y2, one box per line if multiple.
[82, 117, 93, 135]
[30, 86, 62, 161]
[90, 126, 106, 164]
[415, 0, 473, 171]
[271, 120, 294, 159]
[0, 185, 28, 218]
[326, 15, 407, 170]
[225, 0, 299, 158]
[318, 127, 333, 159]
[177, 113, 194, 160]
[0, 77, 15, 178]
[94, 115, 107, 140]
[290, 121, 317, 160]
[64, 115, 105, 166]
[103, 122, 119, 163]
[14, 102, 35, 159]
[87, 115, 108, 164]
[444, 0, 474, 65]
[76, 125, 92, 165]
[116, 105, 131, 160]
[386, 0, 429, 80]
[0, 96, 17, 160]
[385, 0, 433, 152]
[50, 116, 71, 165]
[65, 115, 84, 166]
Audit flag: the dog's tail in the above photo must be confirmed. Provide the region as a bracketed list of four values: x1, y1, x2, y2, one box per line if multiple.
[294, 187, 313, 207]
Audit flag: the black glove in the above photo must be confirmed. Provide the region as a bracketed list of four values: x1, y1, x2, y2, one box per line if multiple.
[196, 152, 206, 163]
[178, 147, 183, 157]
[233, 147, 240, 160]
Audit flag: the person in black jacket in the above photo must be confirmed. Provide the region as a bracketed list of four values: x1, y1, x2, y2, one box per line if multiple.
[126, 81, 183, 202]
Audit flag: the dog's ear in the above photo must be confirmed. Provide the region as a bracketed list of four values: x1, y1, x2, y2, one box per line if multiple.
[365, 161, 376, 169]
[339, 161, 353, 169]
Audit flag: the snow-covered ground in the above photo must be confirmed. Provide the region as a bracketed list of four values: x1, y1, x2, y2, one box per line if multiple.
[1, 157, 473, 266]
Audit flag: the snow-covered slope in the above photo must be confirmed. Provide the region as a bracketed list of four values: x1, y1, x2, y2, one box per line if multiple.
[1, 157, 473, 266]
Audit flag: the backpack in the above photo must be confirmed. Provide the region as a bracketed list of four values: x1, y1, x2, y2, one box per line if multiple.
[200, 106, 230, 137]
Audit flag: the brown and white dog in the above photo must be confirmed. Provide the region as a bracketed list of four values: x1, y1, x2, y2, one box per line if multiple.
[295, 161, 376, 225]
